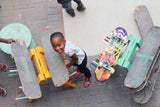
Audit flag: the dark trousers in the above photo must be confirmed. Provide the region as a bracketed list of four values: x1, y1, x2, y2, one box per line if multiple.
[75, 52, 91, 77]
[59, 0, 81, 9]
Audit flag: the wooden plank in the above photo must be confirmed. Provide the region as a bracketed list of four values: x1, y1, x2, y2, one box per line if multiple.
[133, 47, 160, 104]
[135, 5, 154, 38]
[40, 28, 69, 87]
[124, 27, 160, 89]
[11, 39, 41, 99]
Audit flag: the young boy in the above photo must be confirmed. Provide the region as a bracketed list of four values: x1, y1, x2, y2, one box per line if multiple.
[0, 38, 15, 96]
[50, 32, 91, 87]
[57, 0, 86, 17]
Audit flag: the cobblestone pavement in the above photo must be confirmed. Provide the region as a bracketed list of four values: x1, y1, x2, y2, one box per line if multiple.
[0, 0, 160, 107]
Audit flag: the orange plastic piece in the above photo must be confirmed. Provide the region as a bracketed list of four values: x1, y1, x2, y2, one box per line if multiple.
[29, 99, 34, 103]
[44, 26, 50, 30]
[99, 53, 103, 57]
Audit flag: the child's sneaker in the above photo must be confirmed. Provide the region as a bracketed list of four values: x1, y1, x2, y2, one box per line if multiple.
[84, 77, 91, 88]
[77, 2, 86, 11]
[0, 87, 7, 96]
[0, 63, 8, 71]
[66, 8, 75, 17]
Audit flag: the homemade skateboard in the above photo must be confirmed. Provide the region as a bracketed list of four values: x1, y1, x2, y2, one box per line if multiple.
[124, 5, 160, 104]
[133, 46, 160, 104]
[134, 5, 154, 38]
[11, 39, 41, 100]
[124, 6, 160, 90]
[41, 27, 69, 87]
[95, 27, 128, 81]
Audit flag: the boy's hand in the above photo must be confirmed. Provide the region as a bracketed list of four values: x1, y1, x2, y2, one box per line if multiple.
[7, 39, 15, 43]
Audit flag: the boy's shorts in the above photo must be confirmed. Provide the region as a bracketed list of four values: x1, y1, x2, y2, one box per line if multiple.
[62, 1, 72, 9]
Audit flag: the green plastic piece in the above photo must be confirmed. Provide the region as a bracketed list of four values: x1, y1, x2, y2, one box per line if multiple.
[147, 80, 151, 84]
[6, 54, 15, 64]
[16, 94, 25, 98]
[116, 34, 142, 71]
[0, 5, 1, 8]
[28, 37, 37, 50]
[10, 60, 15, 64]
[8, 73, 19, 76]
[0, 23, 32, 54]
[109, 37, 116, 45]
[96, 59, 99, 62]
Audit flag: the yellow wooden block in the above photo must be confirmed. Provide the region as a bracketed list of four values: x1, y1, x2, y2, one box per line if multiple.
[29, 49, 34, 60]
[29, 48, 43, 75]
[29, 48, 46, 84]
[64, 60, 67, 65]
[44, 71, 52, 80]
[36, 46, 51, 79]
[37, 74, 45, 85]
[65, 81, 76, 88]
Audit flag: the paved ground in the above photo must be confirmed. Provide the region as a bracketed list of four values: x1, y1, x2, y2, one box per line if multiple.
[0, 0, 160, 107]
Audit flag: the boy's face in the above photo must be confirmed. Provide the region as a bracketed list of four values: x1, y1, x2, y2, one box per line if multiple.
[51, 37, 66, 54]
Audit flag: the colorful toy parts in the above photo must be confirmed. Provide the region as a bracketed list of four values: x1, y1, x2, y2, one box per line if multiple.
[94, 27, 128, 81]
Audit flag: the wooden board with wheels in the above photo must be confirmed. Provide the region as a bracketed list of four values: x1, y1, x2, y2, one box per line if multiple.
[133, 46, 160, 104]
[124, 26, 160, 89]
[11, 39, 41, 99]
[40, 27, 69, 87]
[124, 5, 160, 90]
[134, 5, 154, 38]
[95, 27, 128, 81]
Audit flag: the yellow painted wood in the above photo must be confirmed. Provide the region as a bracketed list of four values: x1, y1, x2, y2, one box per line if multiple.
[36, 46, 51, 80]
[29, 48, 45, 84]
[65, 81, 76, 88]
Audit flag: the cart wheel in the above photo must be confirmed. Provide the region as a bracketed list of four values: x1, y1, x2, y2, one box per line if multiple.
[124, 39, 128, 45]
[110, 67, 115, 74]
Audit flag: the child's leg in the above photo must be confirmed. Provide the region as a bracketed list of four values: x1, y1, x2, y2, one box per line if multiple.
[62, 1, 75, 17]
[73, 0, 86, 11]
[0, 63, 8, 71]
[78, 65, 91, 79]
[77, 53, 91, 87]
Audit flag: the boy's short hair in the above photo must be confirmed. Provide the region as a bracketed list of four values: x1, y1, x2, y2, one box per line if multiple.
[50, 32, 64, 40]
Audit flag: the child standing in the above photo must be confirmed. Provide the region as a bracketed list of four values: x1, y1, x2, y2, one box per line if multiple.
[57, 0, 86, 17]
[50, 32, 91, 87]
[0, 38, 15, 96]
